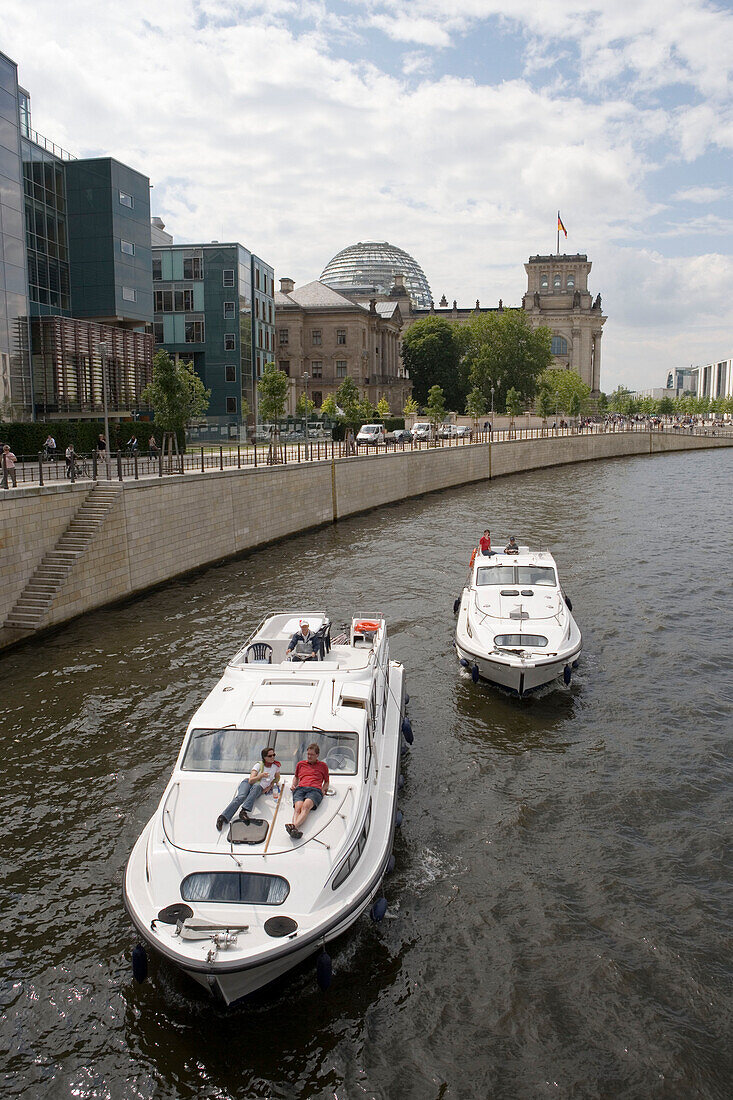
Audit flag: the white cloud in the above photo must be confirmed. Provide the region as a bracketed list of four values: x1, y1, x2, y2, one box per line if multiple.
[672, 185, 730, 203]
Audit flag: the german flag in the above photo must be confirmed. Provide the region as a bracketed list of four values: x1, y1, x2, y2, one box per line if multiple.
[558, 213, 567, 237]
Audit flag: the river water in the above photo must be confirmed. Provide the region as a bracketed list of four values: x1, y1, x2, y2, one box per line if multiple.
[1, 448, 732, 1100]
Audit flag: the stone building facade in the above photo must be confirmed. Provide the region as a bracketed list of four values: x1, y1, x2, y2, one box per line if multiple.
[274, 279, 410, 415]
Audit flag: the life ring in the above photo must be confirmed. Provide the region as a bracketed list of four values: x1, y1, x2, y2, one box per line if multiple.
[355, 620, 380, 633]
[469, 549, 477, 568]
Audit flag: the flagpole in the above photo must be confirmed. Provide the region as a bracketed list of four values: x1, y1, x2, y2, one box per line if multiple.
[557, 210, 560, 255]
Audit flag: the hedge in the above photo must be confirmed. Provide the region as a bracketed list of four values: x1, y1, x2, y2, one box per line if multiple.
[0, 419, 151, 457]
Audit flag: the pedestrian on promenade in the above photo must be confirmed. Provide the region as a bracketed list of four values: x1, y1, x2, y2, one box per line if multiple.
[149, 434, 159, 458]
[43, 434, 56, 460]
[2, 444, 17, 488]
[65, 443, 75, 478]
[96, 433, 107, 454]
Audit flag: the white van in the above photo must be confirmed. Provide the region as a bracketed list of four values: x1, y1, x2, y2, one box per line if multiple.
[357, 424, 386, 445]
[412, 421, 433, 441]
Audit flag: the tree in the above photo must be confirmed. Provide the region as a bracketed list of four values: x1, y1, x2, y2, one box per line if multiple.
[320, 394, 340, 421]
[401, 316, 465, 409]
[535, 384, 555, 426]
[142, 349, 210, 460]
[459, 310, 552, 412]
[608, 385, 635, 415]
[425, 384, 446, 441]
[336, 376, 361, 428]
[376, 396, 390, 420]
[257, 361, 289, 463]
[505, 386, 524, 426]
[538, 368, 591, 420]
[357, 395, 376, 423]
[465, 386, 487, 431]
[403, 395, 419, 418]
[658, 395, 675, 415]
[296, 391, 315, 418]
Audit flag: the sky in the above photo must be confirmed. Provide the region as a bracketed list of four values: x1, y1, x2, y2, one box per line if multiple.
[4, 0, 733, 392]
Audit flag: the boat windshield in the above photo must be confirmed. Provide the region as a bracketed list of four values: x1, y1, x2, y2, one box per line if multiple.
[494, 634, 549, 647]
[476, 565, 556, 587]
[182, 728, 359, 774]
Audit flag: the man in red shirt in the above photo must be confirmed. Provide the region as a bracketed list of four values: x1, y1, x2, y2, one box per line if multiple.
[286, 743, 329, 839]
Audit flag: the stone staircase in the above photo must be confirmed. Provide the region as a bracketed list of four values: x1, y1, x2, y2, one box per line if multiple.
[4, 483, 123, 631]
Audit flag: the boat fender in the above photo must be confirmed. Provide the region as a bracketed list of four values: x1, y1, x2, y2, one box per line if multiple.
[316, 949, 332, 991]
[404, 693, 410, 705]
[395, 810, 403, 828]
[401, 717, 414, 744]
[469, 548, 477, 568]
[400, 743, 408, 756]
[398, 773, 404, 789]
[472, 664, 480, 683]
[459, 658, 469, 668]
[370, 897, 388, 923]
[132, 943, 148, 984]
[572, 659, 579, 669]
[564, 593, 573, 611]
[563, 665, 572, 685]
[385, 854, 396, 875]
[453, 597, 461, 614]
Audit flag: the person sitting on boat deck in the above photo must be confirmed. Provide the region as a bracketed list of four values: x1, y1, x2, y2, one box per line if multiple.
[216, 747, 281, 831]
[286, 743, 329, 839]
[479, 529, 493, 556]
[504, 536, 519, 554]
[286, 621, 317, 661]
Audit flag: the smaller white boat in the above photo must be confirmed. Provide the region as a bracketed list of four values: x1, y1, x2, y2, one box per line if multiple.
[454, 544, 581, 696]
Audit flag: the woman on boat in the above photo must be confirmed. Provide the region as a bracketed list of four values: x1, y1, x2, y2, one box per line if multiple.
[216, 747, 281, 830]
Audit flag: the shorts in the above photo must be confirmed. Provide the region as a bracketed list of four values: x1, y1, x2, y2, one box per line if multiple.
[292, 786, 323, 808]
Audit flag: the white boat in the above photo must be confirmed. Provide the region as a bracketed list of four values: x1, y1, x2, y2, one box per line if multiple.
[124, 611, 408, 1004]
[454, 545, 581, 696]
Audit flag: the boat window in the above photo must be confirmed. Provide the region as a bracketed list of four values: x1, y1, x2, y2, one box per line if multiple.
[332, 800, 372, 890]
[181, 872, 289, 905]
[182, 728, 358, 774]
[494, 634, 548, 647]
[516, 566, 556, 586]
[476, 565, 516, 586]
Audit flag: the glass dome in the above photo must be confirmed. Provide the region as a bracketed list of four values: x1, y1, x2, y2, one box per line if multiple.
[320, 241, 433, 309]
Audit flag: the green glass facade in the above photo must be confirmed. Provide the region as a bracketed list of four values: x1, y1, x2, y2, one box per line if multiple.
[153, 242, 274, 434]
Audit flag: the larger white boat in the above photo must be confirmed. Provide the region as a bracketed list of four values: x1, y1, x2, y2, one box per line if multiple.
[124, 612, 407, 1004]
[454, 545, 581, 696]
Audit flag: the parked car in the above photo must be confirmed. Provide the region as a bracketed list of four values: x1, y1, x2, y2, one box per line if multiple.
[386, 428, 412, 444]
[357, 424, 386, 445]
[437, 423, 455, 439]
[455, 425, 472, 439]
[411, 422, 433, 441]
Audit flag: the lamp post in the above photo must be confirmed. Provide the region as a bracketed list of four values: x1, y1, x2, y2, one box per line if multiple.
[303, 372, 309, 460]
[97, 340, 111, 478]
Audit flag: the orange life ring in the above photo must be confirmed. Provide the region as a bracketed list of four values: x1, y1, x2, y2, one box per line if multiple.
[469, 548, 477, 568]
[355, 620, 380, 633]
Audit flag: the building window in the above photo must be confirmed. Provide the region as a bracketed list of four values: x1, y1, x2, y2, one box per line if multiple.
[119, 191, 133, 208]
[154, 289, 173, 312]
[185, 318, 205, 342]
[121, 239, 135, 255]
[311, 362, 323, 379]
[255, 299, 259, 319]
[553, 275, 561, 289]
[279, 328, 289, 345]
[268, 302, 273, 324]
[153, 322, 164, 344]
[540, 275, 548, 289]
[122, 286, 137, 302]
[225, 365, 236, 382]
[313, 391, 322, 408]
[226, 397, 237, 414]
[223, 302, 235, 319]
[174, 288, 193, 311]
[152, 256, 162, 280]
[567, 275, 575, 288]
[255, 268, 261, 289]
[311, 330, 322, 346]
[336, 361, 347, 378]
[551, 335, 568, 355]
[279, 360, 290, 375]
[224, 334, 235, 350]
[183, 256, 202, 279]
[337, 329, 346, 345]
[223, 269, 235, 287]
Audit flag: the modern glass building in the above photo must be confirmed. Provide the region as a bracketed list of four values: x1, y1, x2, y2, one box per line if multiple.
[152, 243, 274, 436]
[0, 49, 154, 421]
[320, 241, 433, 309]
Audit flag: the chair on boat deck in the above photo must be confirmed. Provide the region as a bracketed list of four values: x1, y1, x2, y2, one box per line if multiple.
[244, 642, 273, 664]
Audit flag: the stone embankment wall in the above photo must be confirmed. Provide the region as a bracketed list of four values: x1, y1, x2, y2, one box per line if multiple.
[1, 431, 730, 647]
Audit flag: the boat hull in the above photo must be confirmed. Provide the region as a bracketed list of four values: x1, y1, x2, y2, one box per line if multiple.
[455, 638, 581, 695]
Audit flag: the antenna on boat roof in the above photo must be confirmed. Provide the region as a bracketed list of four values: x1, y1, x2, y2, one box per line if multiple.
[331, 678, 336, 715]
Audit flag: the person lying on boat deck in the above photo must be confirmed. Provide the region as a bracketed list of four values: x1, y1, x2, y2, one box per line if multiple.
[504, 536, 519, 555]
[286, 743, 329, 839]
[479, 529, 493, 556]
[216, 747, 281, 831]
[286, 621, 317, 661]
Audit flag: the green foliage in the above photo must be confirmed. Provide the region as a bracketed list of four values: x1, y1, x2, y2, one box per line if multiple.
[425, 384, 446, 432]
[296, 391, 315, 417]
[142, 350, 211, 443]
[357, 396, 376, 423]
[0, 419, 147, 456]
[596, 391, 609, 413]
[257, 361, 289, 423]
[459, 310, 552, 412]
[657, 395, 675, 414]
[464, 387, 487, 424]
[535, 386, 555, 421]
[538, 368, 591, 418]
[608, 385, 635, 415]
[505, 387, 524, 419]
[401, 317, 465, 409]
[376, 396, 391, 420]
[402, 395, 419, 418]
[320, 394, 340, 421]
[335, 376, 361, 427]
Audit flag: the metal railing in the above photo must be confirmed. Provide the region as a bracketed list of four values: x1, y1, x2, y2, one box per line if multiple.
[2, 422, 731, 489]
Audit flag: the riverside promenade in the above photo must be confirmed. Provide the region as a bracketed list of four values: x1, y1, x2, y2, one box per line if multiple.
[1, 424, 731, 649]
